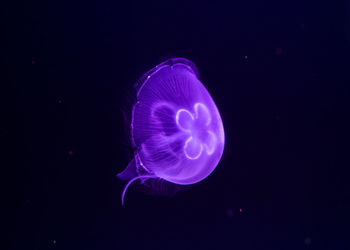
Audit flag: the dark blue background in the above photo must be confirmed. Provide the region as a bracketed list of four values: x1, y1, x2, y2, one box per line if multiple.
[3, 0, 350, 249]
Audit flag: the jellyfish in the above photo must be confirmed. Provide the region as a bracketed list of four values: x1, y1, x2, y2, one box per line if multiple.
[117, 58, 225, 205]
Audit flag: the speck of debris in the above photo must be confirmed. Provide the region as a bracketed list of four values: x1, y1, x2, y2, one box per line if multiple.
[275, 48, 283, 55]
[226, 208, 233, 217]
[304, 237, 311, 245]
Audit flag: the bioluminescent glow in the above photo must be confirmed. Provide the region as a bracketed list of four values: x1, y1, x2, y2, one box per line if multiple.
[117, 58, 225, 205]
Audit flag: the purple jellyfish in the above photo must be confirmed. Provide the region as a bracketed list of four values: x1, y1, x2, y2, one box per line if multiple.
[118, 58, 225, 205]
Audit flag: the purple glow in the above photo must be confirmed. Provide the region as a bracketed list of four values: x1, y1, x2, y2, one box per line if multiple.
[226, 208, 233, 217]
[117, 58, 225, 205]
[275, 48, 283, 55]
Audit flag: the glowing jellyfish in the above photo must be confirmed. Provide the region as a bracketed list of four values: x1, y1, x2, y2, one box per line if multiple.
[117, 58, 225, 205]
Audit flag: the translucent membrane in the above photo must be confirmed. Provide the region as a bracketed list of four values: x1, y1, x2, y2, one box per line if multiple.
[117, 58, 225, 205]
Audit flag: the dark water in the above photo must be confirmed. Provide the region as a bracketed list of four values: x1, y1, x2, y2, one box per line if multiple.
[3, 0, 349, 249]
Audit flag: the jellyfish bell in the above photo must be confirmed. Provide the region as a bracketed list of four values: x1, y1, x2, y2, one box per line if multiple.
[118, 58, 225, 205]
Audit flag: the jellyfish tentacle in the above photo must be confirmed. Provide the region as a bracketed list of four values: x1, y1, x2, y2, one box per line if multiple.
[117, 158, 138, 181]
[121, 175, 156, 206]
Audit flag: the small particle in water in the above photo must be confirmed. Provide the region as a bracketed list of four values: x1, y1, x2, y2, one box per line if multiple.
[304, 237, 311, 245]
[244, 55, 248, 59]
[239, 208, 243, 213]
[53, 240, 57, 244]
[275, 48, 283, 55]
[68, 150, 73, 156]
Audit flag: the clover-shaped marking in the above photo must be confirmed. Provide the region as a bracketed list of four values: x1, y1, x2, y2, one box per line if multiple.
[175, 102, 217, 160]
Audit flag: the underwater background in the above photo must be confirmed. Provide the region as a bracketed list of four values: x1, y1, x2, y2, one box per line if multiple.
[3, 0, 350, 249]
